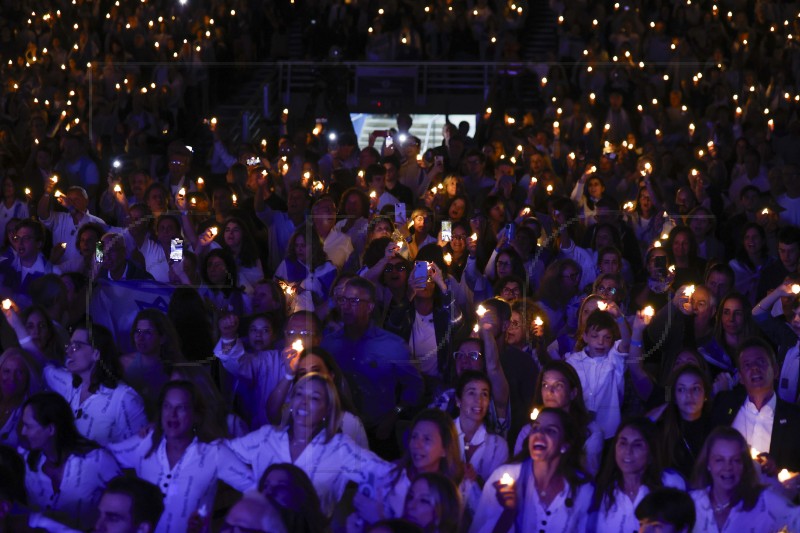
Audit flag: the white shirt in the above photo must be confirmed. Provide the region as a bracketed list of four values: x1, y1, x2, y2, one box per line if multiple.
[44, 366, 148, 446]
[410, 311, 438, 376]
[455, 418, 509, 482]
[225, 425, 393, 515]
[732, 393, 777, 454]
[125, 232, 170, 282]
[40, 210, 108, 264]
[595, 471, 685, 533]
[779, 342, 800, 404]
[691, 487, 800, 533]
[566, 339, 627, 440]
[213, 338, 284, 429]
[0, 199, 28, 237]
[108, 432, 254, 533]
[321, 228, 354, 270]
[21, 447, 121, 530]
[470, 461, 593, 533]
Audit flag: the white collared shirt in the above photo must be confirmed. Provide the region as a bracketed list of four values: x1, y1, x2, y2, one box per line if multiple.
[596, 471, 685, 533]
[108, 432, 253, 533]
[44, 366, 148, 446]
[732, 393, 777, 454]
[455, 417, 508, 482]
[225, 425, 393, 515]
[691, 487, 800, 533]
[21, 447, 121, 530]
[566, 340, 627, 440]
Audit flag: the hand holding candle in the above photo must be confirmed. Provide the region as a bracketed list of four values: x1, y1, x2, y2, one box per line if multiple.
[499, 473, 514, 486]
[291, 339, 304, 353]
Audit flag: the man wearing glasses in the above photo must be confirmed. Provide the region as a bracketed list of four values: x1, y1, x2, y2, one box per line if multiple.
[321, 277, 423, 458]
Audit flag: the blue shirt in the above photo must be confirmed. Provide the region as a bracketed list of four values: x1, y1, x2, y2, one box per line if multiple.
[322, 326, 424, 427]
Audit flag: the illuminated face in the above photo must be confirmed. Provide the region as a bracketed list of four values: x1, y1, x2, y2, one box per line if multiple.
[738, 346, 775, 396]
[743, 227, 764, 257]
[20, 405, 52, 451]
[403, 478, 437, 530]
[290, 379, 329, 430]
[94, 493, 139, 533]
[707, 438, 744, 493]
[457, 379, 490, 425]
[582, 327, 614, 357]
[540, 370, 575, 409]
[720, 298, 744, 336]
[674, 371, 705, 420]
[496, 253, 514, 279]
[133, 319, 162, 357]
[223, 222, 243, 249]
[161, 387, 194, 440]
[248, 317, 274, 351]
[454, 340, 484, 375]
[448, 198, 466, 221]
[408, 420, 446, 474]
[598, 254, 621, 275]
[528, 411, 565, 462]
[615, 426, 650, 477]
[705, 272, 732, 301]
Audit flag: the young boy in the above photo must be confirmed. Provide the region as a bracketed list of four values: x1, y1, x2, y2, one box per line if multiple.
[566, 308, 630, 440]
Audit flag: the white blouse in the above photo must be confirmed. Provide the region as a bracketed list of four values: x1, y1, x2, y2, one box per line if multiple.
[470, 461, 593, 533]
[691, 487, 800, 533]
[455, 418, 509, 482]
[44, 366, 148, 445]
[21, 447, 121, 529]
[108, 431, 254, 533]
[593, 471, 685, 533]
[225, 425, 393, 515]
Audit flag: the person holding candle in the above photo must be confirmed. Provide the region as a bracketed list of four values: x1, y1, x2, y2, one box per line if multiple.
[588, 418, 685, 532]
[566, 308, 631, 440]
[469, 407, 593, 533]
[752, 280, 800, 404]
[513, 361, 604, 475]
[266, 344, 367, 447]
[506, 300, 550, 367]
[711, 337, 800, 474]
[214, 311, 321, 429]
[275, 224, 338, 309]
[690, 426, 800, 532]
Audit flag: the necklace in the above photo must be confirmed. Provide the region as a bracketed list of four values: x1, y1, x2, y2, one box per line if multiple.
[712, 495, 731, 513]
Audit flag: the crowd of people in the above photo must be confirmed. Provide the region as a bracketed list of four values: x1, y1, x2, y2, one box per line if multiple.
[3, 0, 800, 532]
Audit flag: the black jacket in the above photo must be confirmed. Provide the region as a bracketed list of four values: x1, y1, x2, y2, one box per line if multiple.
[712, 387, 800, 472]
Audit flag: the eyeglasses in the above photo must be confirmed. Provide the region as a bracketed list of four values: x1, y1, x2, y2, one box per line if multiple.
[65, 340, 91, 352]
[337, 296, 371, 307]
[597, 286, 617, 296]
[384, 264, 408, 274]
[453, 351, 483, 361]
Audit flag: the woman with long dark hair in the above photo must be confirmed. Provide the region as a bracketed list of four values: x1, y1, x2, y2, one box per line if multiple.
[259, 463, 330, 533]
[19, 392, 120, 529]
[44, 324, 147, 445]
[275, 224, 338, 306]
[470, 408, 592, 533]
[219, 216, 264, 295]
[109, 380, 252, 533]
[589, 418, 684, 532]
[200, 247, 251, 316]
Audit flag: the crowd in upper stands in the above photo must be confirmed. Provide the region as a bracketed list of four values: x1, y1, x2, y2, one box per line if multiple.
[3, 0, 800, 532]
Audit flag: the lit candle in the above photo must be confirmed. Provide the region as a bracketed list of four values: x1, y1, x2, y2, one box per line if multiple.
[654, 240, 662, 248]
[210, 117, 217, 126]
[231, 194, 237, 206]
[430, 186, 438, 195]
[50, 175, 59, 184]
[597, 301, 608, 311]
[370, 191, 377, 199]
[476, 304, 487, 317]
[668, 265, 676, 274]
[443, 253, 452, 265]
[499, 473, 514, 486]
[623, 201, 634, 211]
[209, 227, 218, 236]
[190, 198, 197, 206]
[522, 207, 531, 215]
[530, 177, 537, 186]
[751, 447, 761, 460]
[1, 299, 12, 310]
[291, 339, 304, 352]
[534, 316, 543, 327]
[285, 285, 294, 296]
[60, 242, 67, 249]
[196, 177, 204, 189]
[643, 306, 654, 318]
[54, 190, 63, 198]
[530, 408, 540, 421]
[762, 208, 770, 215]
[25, 188, 31, 196]
[779, 469, 796, 483]
[113, 184, 122, 193]
[470, 233, 478, 242]
[473, 323, 480, 333]
[178, 187, 186, 197]
[684, 285, 695, 297]
[792, 284, 800, 294]
[546, 184, 553, 194]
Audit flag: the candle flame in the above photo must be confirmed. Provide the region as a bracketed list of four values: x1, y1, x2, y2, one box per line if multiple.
[534, 316, 543, 327]
[684, 285, 695, 297]
[530, 408, 540, 420]
[291, 339, 304, 352]
[476, 305, 487, 317]
[499, 473, 514, 485]
[1, 299, 11, 310]
[643, 306, 654, 318]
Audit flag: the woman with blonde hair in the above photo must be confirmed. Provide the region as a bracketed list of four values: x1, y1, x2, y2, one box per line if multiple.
[226, 372, 393, 516]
